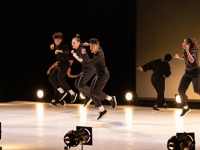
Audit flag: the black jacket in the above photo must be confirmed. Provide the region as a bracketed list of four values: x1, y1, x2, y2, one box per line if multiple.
[54, 42, 70, 65]
[142, 59, 171, 77]
[81, 48, 108, 75]
[75, 46, 95, 71]
[183, 49, 199, 73]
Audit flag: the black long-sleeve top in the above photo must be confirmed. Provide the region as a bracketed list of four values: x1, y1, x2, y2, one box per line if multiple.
[81, 48, 108, 75]
[53, 42, 70, 66]
[75, 46, 95, 71]
[183, 49, 199, 73]
[142, 59, 171, 77]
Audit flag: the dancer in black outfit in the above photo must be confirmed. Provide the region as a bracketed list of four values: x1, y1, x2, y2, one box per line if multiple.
[174, 37, 200, 117]
[72, 38, 117, 120]
[49, 32, 77, 107]
[47, 59, 77, 106]
[137, 54, 172, 111]
[71, 34, 95, 107]
[47, 59, 77, 78]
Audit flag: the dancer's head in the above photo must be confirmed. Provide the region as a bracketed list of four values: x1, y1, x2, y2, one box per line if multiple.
[52, 32, 63, 46]
[89, 38, 100, 54]
[72, 34, 81, 49]
[183, 37, 199, 52]
[164, 54, 172, 62]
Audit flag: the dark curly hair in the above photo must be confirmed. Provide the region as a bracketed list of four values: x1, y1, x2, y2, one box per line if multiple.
[185, 37, 199, 52]
[52, 32, 63, 39]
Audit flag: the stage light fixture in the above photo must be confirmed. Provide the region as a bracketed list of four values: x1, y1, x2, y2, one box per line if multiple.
[64, 126, 92, 150]
[175, 94, 181, 104]
[37, 90, 44, 99]
[35, 89, 49, 102]
[79, 93, 85, 100]
[125, 92, 133, 101]
[167, 132, 195, 150]
[125, 91, 138, 105]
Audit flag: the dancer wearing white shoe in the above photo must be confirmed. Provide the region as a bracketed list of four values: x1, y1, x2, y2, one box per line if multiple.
[71, 34, 95, 107]
[48, 32, 77, 107]
[72, 38, 117, 120]
[174, 37, 200, 117]
[47, 59, 77, 106]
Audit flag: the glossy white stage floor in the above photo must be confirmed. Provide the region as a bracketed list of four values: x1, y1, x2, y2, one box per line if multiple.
[0, 101, 199, 150]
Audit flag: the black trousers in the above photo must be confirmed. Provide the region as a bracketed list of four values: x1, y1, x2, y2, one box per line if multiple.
[52, 87, 60, 101]
[75, 69, 95, 98]
[90, 72, 110, 107]
[49, 64, 71, 91]
[151, 74, 166, 106]
[178, 70, 200, 107]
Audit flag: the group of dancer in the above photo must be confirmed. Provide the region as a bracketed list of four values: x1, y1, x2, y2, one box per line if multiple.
[47, 32, 117, 120]
[137, 37, 200, 117]
[47, 32, 199, 118]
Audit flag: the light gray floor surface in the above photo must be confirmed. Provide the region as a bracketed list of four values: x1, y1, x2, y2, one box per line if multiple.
[0, 101, 199, 150]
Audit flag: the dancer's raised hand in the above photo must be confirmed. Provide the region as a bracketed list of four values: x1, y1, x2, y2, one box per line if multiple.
[137, 66, 143, 71]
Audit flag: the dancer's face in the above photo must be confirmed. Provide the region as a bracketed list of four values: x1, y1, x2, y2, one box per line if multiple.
[90, 44, 99, 54]
[54, 38, 62, 46]
[182, 39, 190, 49]
[71, 39, 80, 49]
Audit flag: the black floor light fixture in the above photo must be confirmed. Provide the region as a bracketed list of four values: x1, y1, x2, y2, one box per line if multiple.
[167, 132, 195, 150]
[63, 126, 92, 150]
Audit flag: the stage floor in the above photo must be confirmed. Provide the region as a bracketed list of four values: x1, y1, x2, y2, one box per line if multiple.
[0, 101, 199, 150]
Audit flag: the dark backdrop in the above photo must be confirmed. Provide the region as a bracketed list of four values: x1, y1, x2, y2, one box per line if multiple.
[1, 1, 136, 104]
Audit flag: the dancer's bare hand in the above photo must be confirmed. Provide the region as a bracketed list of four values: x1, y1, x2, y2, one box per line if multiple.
[50, 44, 54, 50]
[185, 44, 189, 51]
[174, 54, 180, 59]
[81, 49, 86, 54]
[55, 50, 62, 54]
[73, 52, 77, 58]
[47, 69, 51, 75]
[137, 66, 143, 71]
[71, 50, 74, 54]
[83, 42, 89, 46]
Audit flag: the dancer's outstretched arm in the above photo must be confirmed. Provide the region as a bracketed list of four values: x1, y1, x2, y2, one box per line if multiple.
[67, 67, 77, 78]
[174, 54, 184, 60]
[138, 60, 155, 72]
[47, 61, 58, 75]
